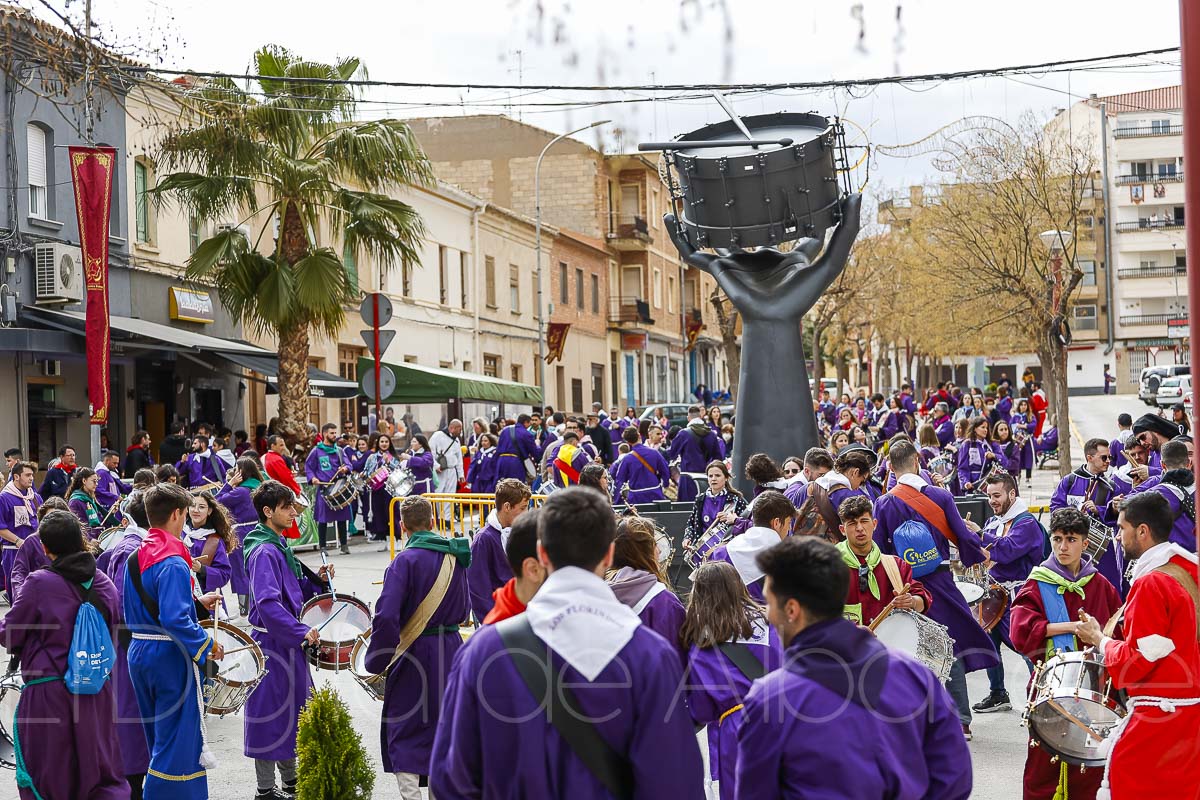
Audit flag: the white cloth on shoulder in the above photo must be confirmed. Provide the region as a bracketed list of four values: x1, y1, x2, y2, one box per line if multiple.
[724, 526, 782, 588]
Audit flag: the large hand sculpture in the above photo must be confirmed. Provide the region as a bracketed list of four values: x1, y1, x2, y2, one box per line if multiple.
[665, 193, 862, 493]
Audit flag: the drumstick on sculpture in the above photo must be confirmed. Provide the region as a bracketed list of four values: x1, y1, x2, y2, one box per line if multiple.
[663, 194, 861, 493]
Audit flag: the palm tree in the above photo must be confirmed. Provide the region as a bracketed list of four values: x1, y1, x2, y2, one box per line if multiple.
[153, 46, 432, 442]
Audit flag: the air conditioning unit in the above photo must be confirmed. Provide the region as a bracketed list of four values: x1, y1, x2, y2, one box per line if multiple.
[34, 243, 84, 304]
[41, 359, 61, 377]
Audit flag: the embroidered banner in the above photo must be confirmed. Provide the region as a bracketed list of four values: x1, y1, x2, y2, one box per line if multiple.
[545, 322, 570, 363]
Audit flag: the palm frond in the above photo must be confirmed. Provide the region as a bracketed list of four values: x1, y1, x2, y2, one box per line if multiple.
[334, 189, 426, 270]
[291, 248, 356, 336]
[185, 227, 250, 277]
[321, 120, 433, 190]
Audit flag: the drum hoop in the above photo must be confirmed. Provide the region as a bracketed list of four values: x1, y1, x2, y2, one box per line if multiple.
[301, 593, 373, 646]
[201, 619, 265, 687]
[680, 197, 843, 234]
[671, 112, 836, 157]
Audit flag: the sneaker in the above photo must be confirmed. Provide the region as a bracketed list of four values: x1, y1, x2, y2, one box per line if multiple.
[280, 781, 296, 797]
[254, 790, 290, 800]
[972, 692, 1012, 713]
[962, 724, 973, 741]
[339, 543, 351, 555]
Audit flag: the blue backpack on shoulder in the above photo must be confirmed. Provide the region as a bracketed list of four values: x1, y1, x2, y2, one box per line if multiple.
[892, 519, 943, 577]
[64, 579, 115, 695]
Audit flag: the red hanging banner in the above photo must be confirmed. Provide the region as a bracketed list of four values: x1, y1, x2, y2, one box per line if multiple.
[68, 146, 116, 425]
[545, 322, 571, 363]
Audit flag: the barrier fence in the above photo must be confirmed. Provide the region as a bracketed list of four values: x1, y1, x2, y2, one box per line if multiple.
[386, 493, 549, 560]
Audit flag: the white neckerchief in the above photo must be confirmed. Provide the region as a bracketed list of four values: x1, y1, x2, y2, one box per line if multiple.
[525, 566, 641, 681]
[184, 525, 215, 547]
[705, 488, 728, 500]
[761, 479, 789, 491]
[486, 510, 514, 550]
[1130, 541, 1199, 584]
[896, 472, 929, 491]
[786, 472, 809, 486]
[816, 471, 851, 492]
[215, 450, 236, 468]
[123, 524, 148, 543]
[196, 449, 212, 460]
[725, 526, 782, 587]
[631, 582, 668, 616]
[729, 615, 772, 647]
[94, 462, 115, 477]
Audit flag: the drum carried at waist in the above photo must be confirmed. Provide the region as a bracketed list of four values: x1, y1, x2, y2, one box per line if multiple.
[684, 520, 733, 571]
[299, 593, 373, 671]
[1024, 650, 1126, 768]
[350, 631, 386, 701]
[200, 619, 266, 716]
[322, 473, 365, 510]
[870, 608, 955, 682]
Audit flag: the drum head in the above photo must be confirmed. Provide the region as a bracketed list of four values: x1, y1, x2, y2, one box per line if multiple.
[874, 611, 921, 653]
[351, 634, 372, 678]
[301, 595, 372, 643]
[954, 579, 986, 606]
[654, 532, 672, 565]
[676, 113, 829, 159]
[0, 677, 20, 768]
[204, 621, 261, 684]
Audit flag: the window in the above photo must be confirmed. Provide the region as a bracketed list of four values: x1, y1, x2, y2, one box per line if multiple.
[1158, 161, 1178, 178]
[509, 264, 520, 312]
[483, 354, 500, 378]
[591, 274, 599, 313]
[571, 378, 584, 413]
[26, 124, 47, 218]
[667, 274, 677, 312]
[134, 160, 151, 243]
[1130, 161, 1150, 179]
[1078, 260, 1096, 287]
[438, 245, 449, 305]
[653, 268, 662, 308]
[556, 366, 567, 410]
[620, 184, 640, 218]
[343, 241, 358, 291]
[308, 357, 325, 426]
[591, 363, 605, 406]
[1140, 259, 1158, 270]
[485, 256, 497, 307]
[511, 364, 523, 383]
[1073, 304, 1098, 331]
[460, 251, 469, 309]
[1151, 118, 1173, 134]
[575, 268, 584, 310]
[559, 262, 568, 305]
[188, 215, 203, 255]
[401, 261, 413, 296]
[337, 346, 363, 429]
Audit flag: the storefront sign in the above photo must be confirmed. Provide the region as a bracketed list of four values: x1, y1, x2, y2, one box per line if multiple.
[1167, 317, 1189, 339]
[621, 332, 647, 351]
[169, 287, 215, 323]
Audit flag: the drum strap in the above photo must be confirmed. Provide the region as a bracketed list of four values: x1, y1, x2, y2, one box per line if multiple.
[890, 484, 959, 546]
[496, 615, 634, 800]
[631, 451, 658, 478]
[716, 642, 766, 681]
[382, 554, 456, 674]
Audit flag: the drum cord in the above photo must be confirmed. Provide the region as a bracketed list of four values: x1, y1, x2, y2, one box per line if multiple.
[131, 632, 217, 770]
[1095, 694, 1200, 800]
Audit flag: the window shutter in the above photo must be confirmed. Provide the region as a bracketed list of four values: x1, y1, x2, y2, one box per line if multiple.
[27, 124, 46, 187]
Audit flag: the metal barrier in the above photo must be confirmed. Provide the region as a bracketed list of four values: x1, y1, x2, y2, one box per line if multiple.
[386, 493, 548, 560]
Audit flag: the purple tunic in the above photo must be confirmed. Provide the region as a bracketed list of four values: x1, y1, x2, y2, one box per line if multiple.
[934, 417, 955, 448]
[612, 444, 670, 503]
[955, 440, 992, 492]
[980, 513, 1044, 584]
[1049, 469, 1131, 593]
[995, 395, 1013, 425]
[710, 546, 765, 603]
[216, 483, 258, 595]
[873, 485, 1000, 673]
[0, 489, 41, 592]
[828, 484, 879, 512]
[990, 439, 1020, 474]
[177, 453, 204, 487]
[667, 425, 724, 502]
[244, 543, 323, 760]
[1130, 478, 1196, 551]
[494, 425, 538, 481]
[365, 544, 468, 774]
[94, 466, 130, 510]
[9, 533, 49, 602]
[187, 531, 232, 595]
[406, 450, 436, 495]
[1011, 412, 1036, 471]
[305, 445, 351, 523]
[735, 618, 971, 800]
[466, 448, 498, 494]
[685, 625, 783, 799]
[467, 522, 511, 622]
[429, 621, 705, 799]
[101, 528, 151, 777]
[608, 569, 687, 664]
[0, 567, 129, 800]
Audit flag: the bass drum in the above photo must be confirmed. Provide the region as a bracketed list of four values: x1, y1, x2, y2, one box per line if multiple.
[0, 672, 21, 769]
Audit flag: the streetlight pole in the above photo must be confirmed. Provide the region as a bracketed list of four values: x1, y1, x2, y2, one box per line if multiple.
[536, 119, 611, 399]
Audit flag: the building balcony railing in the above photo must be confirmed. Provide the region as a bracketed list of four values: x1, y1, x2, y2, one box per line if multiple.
[1119, 313, 1186, 326]
[1115, 219, 1186, 232]
[1115, 172, 1184, 186]
[606, 215, 652, 249]
[608, 296, 654, 326]
[1117, 265, 1187, 280]
[1113, 124, 1183, 139]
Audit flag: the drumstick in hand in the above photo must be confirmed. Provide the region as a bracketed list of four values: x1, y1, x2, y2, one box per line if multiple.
[867, 583, 911, 632]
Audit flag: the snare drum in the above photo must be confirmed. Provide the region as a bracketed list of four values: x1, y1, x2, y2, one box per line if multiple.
[951, 563, 990, 606]
[0, 672, 22, 769]
[1025, 650, 1126, 767]
[299, 593, 373, 670]
[367, 466, 392, 492]
[97, 527, 123, 553]
[872, 609, 955, 682]
[685, 525, 729, 570]
[1083, 518, 1112, 565]
[654, 530, 674, 573]
[199, 619, 265, 716]
[350, 631, 386, 701]
[385, 467, 416, 498]
[323, 473, 364, 511]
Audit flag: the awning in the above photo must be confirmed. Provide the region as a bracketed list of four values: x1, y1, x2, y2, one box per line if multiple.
[24, 307, 270, 355]
[222, 353, 360, 399]
[27, 399, 86, 418]
[356, 357, 543, 405]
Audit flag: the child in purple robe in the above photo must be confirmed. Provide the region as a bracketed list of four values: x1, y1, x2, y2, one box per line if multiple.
[243, 481, 334, 800]
[466, 479, 531, 623]
[465, 434, 498, 495]
[0, 510, 129, 800]
[429, 487, 704, 799]
[681, 561, 782, 800]
[366, 495, 471, 799]
[0, 462, 43, 595]
[184, 491, 236, 605]
[607, 516, 687, 664]
[216, 456, 264, 616]
[735, 536, 972, 799]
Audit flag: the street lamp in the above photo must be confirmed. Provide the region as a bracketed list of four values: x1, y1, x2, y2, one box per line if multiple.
[535, 119, 611, 398]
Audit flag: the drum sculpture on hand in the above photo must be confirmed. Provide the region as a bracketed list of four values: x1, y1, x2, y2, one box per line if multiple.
[646, 110, 860, 494]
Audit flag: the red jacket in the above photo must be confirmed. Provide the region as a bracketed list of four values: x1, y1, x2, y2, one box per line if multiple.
[262, 450, 303, 538]
[482, 579, 526, 625]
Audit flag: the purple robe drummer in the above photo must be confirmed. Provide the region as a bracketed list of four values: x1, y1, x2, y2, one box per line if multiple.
[1049, 438, 1131, 594]
[466, 479, 531, 623]
[872, 441, 999, 738]
[366, 495, 471, 799]
[0, 462, 42, 595]
[0, 511, 129, 800]
[666, 408, 725, 502]
[217, 456, 265, 617]
[683, 462, 748, 548]
[611, 427, 670, 504]
[243, 481, 334, 799]
[493, 415, 540, 482]
[734, 536, 972, 800]
[709, 491, 795, 604]
[430, 487, 705, 799]
[305, 423, 352, 555]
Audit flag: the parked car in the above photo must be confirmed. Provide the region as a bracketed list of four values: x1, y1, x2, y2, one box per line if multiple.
[638, 404, 692, 429]
[1156, 375, 1192, 408]
[1140, 365, 1190, 405]
[1185, 390, 1193, 414]
[809, 377, 840, 396]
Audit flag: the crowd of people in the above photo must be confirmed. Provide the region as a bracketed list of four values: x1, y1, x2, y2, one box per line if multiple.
[0, 381, 1197, 800]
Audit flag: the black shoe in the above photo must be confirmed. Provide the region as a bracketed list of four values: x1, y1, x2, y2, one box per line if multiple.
[254, 790, 289, 800]
[281, 781, 296, 797]
[972, 692, 1012, 713]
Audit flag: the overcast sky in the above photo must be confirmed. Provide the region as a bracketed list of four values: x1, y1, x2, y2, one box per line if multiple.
[49, 0, 1185, 206]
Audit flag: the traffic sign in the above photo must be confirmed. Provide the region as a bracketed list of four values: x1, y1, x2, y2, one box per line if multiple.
[359, 293, 393, 327]
[361, 366, 397, 402]
[360, 328, 396, 359]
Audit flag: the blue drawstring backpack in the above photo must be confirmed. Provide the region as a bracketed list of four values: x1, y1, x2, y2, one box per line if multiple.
[892, 519, 943, 577]
[64, 579, 114, 695]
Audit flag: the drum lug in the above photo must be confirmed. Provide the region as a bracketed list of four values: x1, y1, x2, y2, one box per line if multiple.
[1050, 756, 1059, 764]
[796, 185, 811, 195]
[717, 157, 729, 173]
[791, 144, 805, 160]
[1029, 739, 1038, 748]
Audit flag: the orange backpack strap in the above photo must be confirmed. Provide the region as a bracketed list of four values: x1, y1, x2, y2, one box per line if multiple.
[890, 483, 959, 547]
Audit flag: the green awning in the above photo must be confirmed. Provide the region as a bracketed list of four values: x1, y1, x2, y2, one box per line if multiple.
[356, 357, 543, 405]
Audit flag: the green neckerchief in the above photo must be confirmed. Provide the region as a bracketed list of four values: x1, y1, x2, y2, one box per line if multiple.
[240, 477, 262, 492]
[243, 523, 302, 579]
[836, 539, 881, 599]
[405, 529, 471, 568]
[316, 442, 340, 455]
[69, 491, 103, 525]
[1028, 566, 1095, 600]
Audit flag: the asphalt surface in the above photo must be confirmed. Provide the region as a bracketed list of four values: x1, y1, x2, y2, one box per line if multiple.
[0, 393, 1144, 799]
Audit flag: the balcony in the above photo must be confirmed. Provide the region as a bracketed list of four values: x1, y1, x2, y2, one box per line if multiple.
[1114, 124, 1183, 139]
[609, 296, 654, 326]
[606, 214, 652, 251]
[1115, 172, 1184, 186]
[1119, 313, 1186, 326]
[1117, 265, 1187, 280]
[1116, 219, 1185, 233]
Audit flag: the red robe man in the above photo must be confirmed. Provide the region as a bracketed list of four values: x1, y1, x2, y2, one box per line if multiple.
[834, 495, 933, 625]
[1030, 387, 1049, 438]
[1010, 509, 1122, 800]
[263, 436, 303, 538]
[1076, 493, 1200, 800]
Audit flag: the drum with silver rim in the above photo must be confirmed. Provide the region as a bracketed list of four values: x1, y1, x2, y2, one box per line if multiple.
[199, 619, 266, 716]
[350, 631, 386, 701]
[684, 523, 731, 571]
[322, 473, 364, 511]
[97, 526, 123, 553]
[385, 467, 416, 498]
[1083, 517, 1112, 565]
[1024, 650, 1125, 767]
[927, 456, 954, 480]
[299, 593, 373, 671]
[367, 466, 392, 492]
[654, 529, 674, 573]
[872, 608, 955, 682]
[0, 672, 21, 769]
